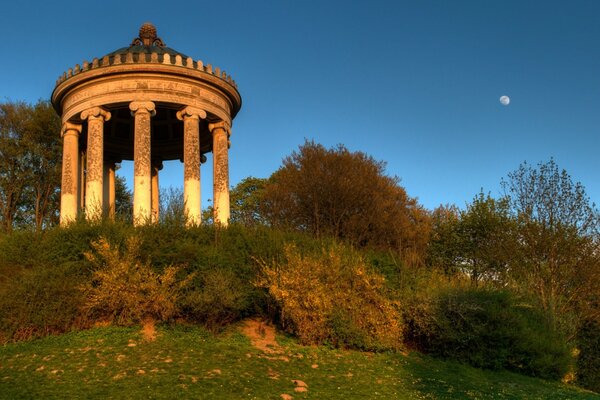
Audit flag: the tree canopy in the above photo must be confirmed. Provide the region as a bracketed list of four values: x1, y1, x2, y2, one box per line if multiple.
[260, 140, 431, 264]
[502, 159, 600, 331]
[0, 100, 61, 231]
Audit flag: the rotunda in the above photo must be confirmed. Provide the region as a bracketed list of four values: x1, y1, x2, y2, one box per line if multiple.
[52, 23, 242, 226]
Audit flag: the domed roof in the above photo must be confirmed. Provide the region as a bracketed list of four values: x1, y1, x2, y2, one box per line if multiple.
[52, 22, 240, 116]
[103, 22, 190, 60]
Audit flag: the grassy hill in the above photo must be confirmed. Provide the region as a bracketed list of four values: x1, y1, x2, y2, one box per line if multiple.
[0, 323, 597, 400]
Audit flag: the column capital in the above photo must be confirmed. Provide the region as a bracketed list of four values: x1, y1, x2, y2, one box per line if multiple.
[176, 106, 207, 121]
[61, 121, 82, 138]
[129, 101, 156, 116]
[152, 159, 164, 171]
[208, 120, 231, 136]
[81, 106, 111, 122]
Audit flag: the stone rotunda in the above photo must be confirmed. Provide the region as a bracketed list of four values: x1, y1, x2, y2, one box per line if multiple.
[52, 23, 242, 226]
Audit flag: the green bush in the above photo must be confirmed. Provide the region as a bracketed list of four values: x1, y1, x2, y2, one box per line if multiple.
[577, 318, 600, 392]
[258, 244, 403, 351]
[0, 262, 88, 343]
[0, 230, 44, 273]
[179, 267, 252, 331]
[407, 286, 571, 380]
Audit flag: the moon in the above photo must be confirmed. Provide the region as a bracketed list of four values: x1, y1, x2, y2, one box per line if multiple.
[499, 95, 510, 106]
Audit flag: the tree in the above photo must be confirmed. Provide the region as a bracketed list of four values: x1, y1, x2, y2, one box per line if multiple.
[456, 192, 514, 285]
[0, 101, 30, 231]
[0, 100, 61, 231]
[229, 176, 267, 226]
[261, 140, 431, 264]
[23, 101, 62, 230]
[502, 159, 600, 331]
[0, 100, 62, 231]
[427, 204, 461, 273]
[114, 174, 133, 221]
[427, 193, 514, 285]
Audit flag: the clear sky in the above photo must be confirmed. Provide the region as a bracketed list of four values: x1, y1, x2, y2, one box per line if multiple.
[1, 0, 599, 210]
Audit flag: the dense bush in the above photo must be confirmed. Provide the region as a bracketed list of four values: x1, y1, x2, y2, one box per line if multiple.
[258, 244, 403, 351]
[0, 221, 586, 387]
[179, 267, 251, 331]
[81, 237, 191, 325]
[0, 221, 331, 342]
[407, 286, 571, 380]
[0, 262, 88, 342]
[577, 318, 600, 392]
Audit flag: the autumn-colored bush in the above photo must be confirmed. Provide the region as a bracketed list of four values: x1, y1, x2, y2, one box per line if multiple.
[258, 244, 403, 351]
[81, 237, 192, 325]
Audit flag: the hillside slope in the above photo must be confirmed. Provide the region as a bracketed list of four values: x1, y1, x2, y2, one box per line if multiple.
[0, 323, 597, 399]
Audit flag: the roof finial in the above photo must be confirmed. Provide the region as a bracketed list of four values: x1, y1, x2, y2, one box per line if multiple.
[131, 22, 165, 47]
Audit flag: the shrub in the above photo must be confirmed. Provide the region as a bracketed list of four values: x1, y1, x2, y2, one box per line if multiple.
[179, 268, 252, 331]
[407, 286, 571, 380]
[258, 244, 403, 351]
[577, 318, 600, 392]
[81, 236, 191, 325]
[0, 262, 88, 343]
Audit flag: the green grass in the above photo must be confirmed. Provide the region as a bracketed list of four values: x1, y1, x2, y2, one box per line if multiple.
[0, 325, 597, 400]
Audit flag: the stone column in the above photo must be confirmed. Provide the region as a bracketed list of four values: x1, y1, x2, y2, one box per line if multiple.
[130, 101, 156, 226]
[103, 161, 116, 219]
[208, 121, 231, 226]
[81, 107, 111, 220]
[177, 106, 207, 226]
[151, 160, 163, 223]
[59, 122, 82, 225]
[79, 151, 86, 211]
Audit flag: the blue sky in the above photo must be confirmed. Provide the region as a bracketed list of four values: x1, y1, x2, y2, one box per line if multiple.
[1, 0, 599, 210]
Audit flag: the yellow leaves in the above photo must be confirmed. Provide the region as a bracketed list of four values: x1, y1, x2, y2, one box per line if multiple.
[81, 236, 190, 325]
[257, 243, 403, 350]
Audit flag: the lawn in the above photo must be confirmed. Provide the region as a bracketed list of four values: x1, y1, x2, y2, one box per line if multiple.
[0, 323, 597, 399]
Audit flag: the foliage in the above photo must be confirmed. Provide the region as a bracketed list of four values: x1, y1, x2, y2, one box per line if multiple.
[577, 318, 600, 392]
[0, 220, 330, 341]
[261, 140, 431, 265]
[428, 192, 514, 285]
[502, 159, 600, 332]
[408, 286, 571, 380]
[427, 204, 461, 274]
[81, 236, 192, 325]
[0, 262, 87, 343]
[201, 177, 268, 226]
[159, 186, 187, 225]
[0, 100, 61, 232]
[114, 174, 133, 221]
[258, 244, 403, 351]
[179, 268, 251, 331]
[229, 176, 268, 226]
